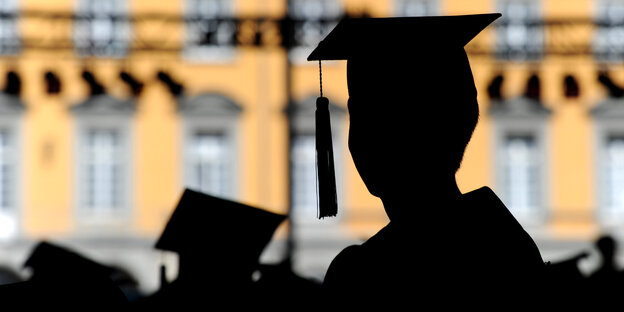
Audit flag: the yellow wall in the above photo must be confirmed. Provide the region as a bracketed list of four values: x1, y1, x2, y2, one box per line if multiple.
[9, 0, 615, 243]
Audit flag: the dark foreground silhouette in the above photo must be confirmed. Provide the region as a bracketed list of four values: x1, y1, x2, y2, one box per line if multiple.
[0, 190, 322, 309]
[0, 241, 129, 308]
[2, 12, 624, 310]
[133, 188, 321, 309]
[308, 14, 548, 307]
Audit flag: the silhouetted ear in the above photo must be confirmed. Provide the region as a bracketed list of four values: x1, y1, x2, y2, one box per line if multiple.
[315, 96, 337, 218]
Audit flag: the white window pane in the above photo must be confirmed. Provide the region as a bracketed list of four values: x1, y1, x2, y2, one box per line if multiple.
[503, 135, 539, 217]
[594, 1, 624, 61]
[0, 0, 18, 55]
[0, 130, 12, 210]
[395, 0, 438, 17]
[84, 129, 122, 214]
[291, 135, 317, 218]
[75, 0, 129, 57]
[606, 137, 624, 213]
[188, 132, 230, 198]
[287, 0, 342, 61]
[185, 0, 234, 47]
[497, 0, 542, 61]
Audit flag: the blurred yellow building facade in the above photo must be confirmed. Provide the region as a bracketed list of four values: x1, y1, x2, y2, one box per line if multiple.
[0, 0, 621, 291]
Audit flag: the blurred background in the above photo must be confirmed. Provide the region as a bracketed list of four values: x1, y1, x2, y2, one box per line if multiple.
[0, 0, 622, 298]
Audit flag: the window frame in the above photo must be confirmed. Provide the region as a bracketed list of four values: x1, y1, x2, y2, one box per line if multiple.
[495, 0, 543, 61]
[594, 0, 624, 62]
[393, 0, 439, 17]
[0, 94, 23, 241]
[182, 0, 237, 63]
[0, 0, 20, 56]
[179, 93, 242, 200]
[592, 98, 624, 226]
[287, 0, 343, 64]
[73, 0, 131, 58]
[490, 96, 550, 226]
[72, 95, 134, 228]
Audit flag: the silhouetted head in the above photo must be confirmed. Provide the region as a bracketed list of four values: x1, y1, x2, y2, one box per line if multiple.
[596, 235, 617, 262]
[346, 50, 478, 198]
[308, 14, 499, 198]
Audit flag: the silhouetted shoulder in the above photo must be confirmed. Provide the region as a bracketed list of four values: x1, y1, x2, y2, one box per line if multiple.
[323, 186, 546, 304]
[323, 245, 362, 288]
[460, 187, 546, 283]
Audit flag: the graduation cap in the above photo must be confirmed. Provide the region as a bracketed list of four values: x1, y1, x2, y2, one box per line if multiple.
[155, 189, 286, 265]
[307, 14, 501, 218]
[22, 241, 128, 306]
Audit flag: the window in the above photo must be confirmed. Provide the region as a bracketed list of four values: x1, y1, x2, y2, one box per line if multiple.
[184, 0, 236, 61]
[291, 134, 317, 219]
[0, 129, 16, 240]
[0, 94, 23, 241]
[288, 0, 342, 62]
[394, 0, 438, 17]
[74, 0, 130, 57]
[502, 135, 539, 218]
[180, 94, 241, 199]
[82, 129, 123, 214]
[604, 136, 624, 215]
[186, 131, 231, 197]
[594, 0, 624, 62]
[591, 98, 624, 224]
[496, 0, 543, 61]
[490, 96, 550, 225]
[0, 131, 13, 210]
[0, 0, 18, 55]
[72, 95, 133, 223]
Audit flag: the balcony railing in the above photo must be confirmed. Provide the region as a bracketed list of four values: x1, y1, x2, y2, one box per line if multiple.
[0, 11, 617, 59]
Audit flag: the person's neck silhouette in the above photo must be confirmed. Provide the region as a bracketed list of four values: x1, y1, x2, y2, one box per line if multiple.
[308, 14, 547, 307]
[596, 235, 617, 270]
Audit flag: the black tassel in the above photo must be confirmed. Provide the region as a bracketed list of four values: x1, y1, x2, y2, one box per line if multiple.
[316, 96, 338, 218]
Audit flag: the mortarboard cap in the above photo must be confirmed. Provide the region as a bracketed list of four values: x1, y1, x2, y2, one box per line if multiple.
[307, 14, 501, 219]
[24, 241, 113, 278]
[155, 189, 286, 262]
[22, 241, 128, 306]
[308, 13, 501, 61]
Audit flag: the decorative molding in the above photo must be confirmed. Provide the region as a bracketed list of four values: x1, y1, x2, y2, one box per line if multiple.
[489, 96, 551, 118]
[178, 93, 242, 116]
[591, 98, 624, 118]
[71, 94, 135, 115]
[0, 93, 24, 114]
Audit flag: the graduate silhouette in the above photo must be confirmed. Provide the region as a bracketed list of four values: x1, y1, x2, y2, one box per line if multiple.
[308, 14, 546, 306]
[133, 188, 287, 309]
[0, 241, 129, 308]
[586, 235, 624, 307]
